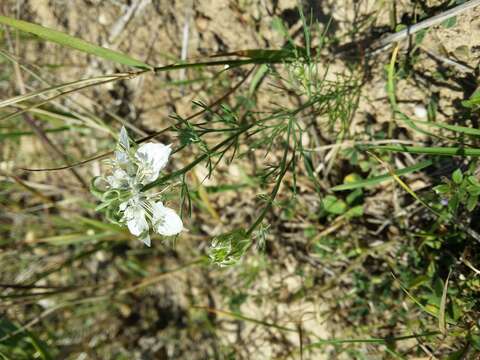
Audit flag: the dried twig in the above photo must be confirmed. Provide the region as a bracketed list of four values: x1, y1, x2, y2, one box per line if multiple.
[420, 46, 474, 73]
[369, 0, 480, 54]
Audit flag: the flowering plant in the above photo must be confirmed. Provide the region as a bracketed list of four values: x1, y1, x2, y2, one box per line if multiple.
[92, 127, 183, 246]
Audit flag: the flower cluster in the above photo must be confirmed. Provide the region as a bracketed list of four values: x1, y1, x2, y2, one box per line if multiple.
[93, 127, 183, 246]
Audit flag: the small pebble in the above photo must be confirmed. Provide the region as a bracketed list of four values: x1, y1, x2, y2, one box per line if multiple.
[414, 104, 428, 119]
[98, 14, 108, 25]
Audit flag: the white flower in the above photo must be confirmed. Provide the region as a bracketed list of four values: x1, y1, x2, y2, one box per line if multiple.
[119, 197, 183, 247]
[100, 126, 183, 247]
[151, 201, 184, 236]
[135, 143, 171, 185]
[107, 131, 172, 189]
[120, 197, 151, 246]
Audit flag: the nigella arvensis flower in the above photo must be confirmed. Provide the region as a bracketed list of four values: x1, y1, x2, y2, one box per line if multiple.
[92, 126, 183, 246]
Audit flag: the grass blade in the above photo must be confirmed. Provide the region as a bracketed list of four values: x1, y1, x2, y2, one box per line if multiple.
[370, 145, 480, 157]
[193, 306, 297, 332]
[408, 119, 480, 137]
[0, 126, 69, 140]
[0, 72, 125, 109]
[0, 15, 151, 69]
[387, 44, 399, 111]
[332, 160, 433, 191]
[306, 331, 439, 348]
[36, 232, 118, 245]
[439, 270, 452, 335]
[369, 152, 441, 217]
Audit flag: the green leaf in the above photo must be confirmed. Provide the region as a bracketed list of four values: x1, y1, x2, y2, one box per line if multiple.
[449, 194, 459, 212]
[271, 17, 289, 37]
[471, 334, 480, 350]
[345, 205, 364, 218]
[468, 175, 480, 187]
[462, 89, 480, 109]
[434, 184, 450, 194]
[408, 275, 430, 289]
[346, 188, 363, 205]
[467, 195, 478, 211]
[466, 185, 480, 196]
[442, 16, 457, 28]
[446, 346, 469, 360]
[0, 126, 69, 140]
[248, 64, 269, 96]
[237, 48, 298, 62]
[322, 195, 347, 214]
[414, 29, 427, 45]
[0, 15, 151, 69]
[0, 318, 53, 360]
[26, 332, 53, 360]
[452, 169, 463, 184]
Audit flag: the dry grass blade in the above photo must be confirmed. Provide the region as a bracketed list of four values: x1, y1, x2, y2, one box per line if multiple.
[6, 32, 89, 189]
[20, 66, 255, 172]
[0, 64, 126, 110]
[0, 72, 142, 123]
[0, 259, 202, 342]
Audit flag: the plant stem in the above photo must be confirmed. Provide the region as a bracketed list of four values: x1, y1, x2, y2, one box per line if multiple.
[141, 123, 255, 191]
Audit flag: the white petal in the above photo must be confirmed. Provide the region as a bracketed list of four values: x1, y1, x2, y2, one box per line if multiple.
[119, 200, 129, 212]
[140, 233, 151, 247]
[115, 150, 129, 165]
[118, 126, 130, 151]
[106, 168, 129, 188]
[135, 142, 171, 183]
[123, 204, 149, 237]
[151, 202, 183, 236]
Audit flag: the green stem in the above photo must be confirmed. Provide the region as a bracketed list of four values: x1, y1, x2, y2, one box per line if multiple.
[153, 58, 288, 73]
[246, 119, 295, 236]
[141, 123, 255, 191]
[246, 157, 293, 236]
